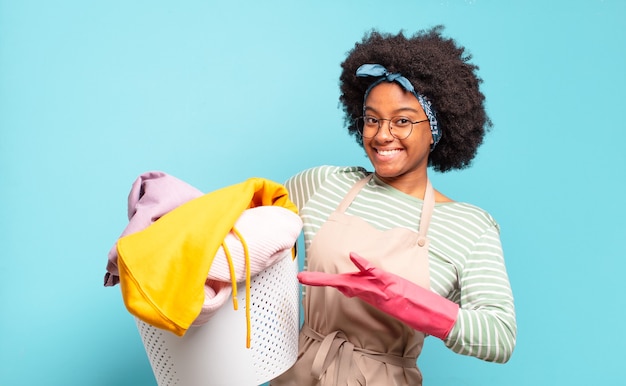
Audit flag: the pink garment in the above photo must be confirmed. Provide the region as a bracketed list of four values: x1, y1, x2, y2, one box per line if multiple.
[195, 205, 301, 324]
[105, 171, 302, 325]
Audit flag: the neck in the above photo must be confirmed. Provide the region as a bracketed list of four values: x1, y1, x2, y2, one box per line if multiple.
[375, 171, 429, 199]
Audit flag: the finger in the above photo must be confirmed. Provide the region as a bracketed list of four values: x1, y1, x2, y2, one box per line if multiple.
[297, 271, 345, 287]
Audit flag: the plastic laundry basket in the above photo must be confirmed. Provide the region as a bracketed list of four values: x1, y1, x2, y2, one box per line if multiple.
[135, 251, 300, 386]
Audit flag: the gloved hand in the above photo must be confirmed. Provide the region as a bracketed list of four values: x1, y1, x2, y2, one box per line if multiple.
[297, 252, 459, 340]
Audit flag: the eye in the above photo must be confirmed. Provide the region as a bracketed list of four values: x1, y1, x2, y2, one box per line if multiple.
[364, 116, 379, 126]
[393, 117, 412, 127]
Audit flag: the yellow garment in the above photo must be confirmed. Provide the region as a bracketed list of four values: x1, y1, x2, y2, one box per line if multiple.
[116, 177, 297, 336]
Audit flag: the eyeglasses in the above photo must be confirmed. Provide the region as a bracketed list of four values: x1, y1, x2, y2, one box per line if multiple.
[355, 115, 429, 139]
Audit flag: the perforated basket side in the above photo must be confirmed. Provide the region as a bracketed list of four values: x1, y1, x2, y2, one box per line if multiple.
[249, 257, 300, 380]
[135, 254, 299, 386]
[136, 321, 180, 386]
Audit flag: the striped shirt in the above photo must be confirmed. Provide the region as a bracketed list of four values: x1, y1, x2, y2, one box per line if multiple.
[285, 165, 516, 364]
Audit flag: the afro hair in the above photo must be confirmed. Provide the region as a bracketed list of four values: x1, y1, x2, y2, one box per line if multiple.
[339, 25, 492, 172]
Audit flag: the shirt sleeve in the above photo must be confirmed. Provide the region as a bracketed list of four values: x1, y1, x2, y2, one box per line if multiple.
[443, 224, 517, 363]
[284, 165, 350, 212]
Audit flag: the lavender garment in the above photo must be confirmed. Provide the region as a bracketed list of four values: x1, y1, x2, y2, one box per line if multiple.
[104, 171, 203, 287]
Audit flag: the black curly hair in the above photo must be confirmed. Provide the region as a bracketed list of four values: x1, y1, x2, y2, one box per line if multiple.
[339, 25, 492, 172]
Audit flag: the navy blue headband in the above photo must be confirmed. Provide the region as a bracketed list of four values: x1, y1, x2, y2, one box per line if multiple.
[356, 63, 440, 150]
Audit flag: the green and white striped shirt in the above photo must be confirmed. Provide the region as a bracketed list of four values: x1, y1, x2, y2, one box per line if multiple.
[285, 165, 516, 364]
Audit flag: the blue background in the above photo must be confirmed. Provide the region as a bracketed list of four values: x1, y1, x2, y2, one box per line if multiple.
[1, 0, 625, 385]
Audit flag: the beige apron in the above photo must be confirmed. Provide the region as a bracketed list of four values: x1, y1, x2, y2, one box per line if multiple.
[272, 174, 435, 386]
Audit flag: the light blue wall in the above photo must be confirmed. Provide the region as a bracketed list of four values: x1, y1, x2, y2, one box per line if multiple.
[1, 1, 624, 385]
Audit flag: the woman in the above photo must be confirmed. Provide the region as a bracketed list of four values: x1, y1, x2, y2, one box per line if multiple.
[272, 26, 516, 385]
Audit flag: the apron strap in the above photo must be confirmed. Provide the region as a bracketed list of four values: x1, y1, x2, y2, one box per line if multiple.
[335, 174, 374, 213]
[336, 175, 435, 242]
[417, 180, 435, 246]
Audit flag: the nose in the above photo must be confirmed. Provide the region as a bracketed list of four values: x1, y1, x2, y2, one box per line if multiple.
[374, 119, 394, 141]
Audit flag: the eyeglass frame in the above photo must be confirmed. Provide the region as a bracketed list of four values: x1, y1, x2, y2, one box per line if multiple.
[355, 115, 429, 140]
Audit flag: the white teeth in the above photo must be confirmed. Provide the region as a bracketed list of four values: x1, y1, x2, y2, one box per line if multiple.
[377, 149, 401, 156]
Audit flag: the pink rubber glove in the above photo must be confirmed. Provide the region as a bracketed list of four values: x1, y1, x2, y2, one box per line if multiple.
[298, 252, 459, 340]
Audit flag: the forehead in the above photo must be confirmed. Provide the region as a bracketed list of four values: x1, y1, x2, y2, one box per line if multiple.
[364, 82, 424, 115]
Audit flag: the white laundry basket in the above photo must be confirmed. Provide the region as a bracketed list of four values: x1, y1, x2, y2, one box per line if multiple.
[135, 252, 300, 386]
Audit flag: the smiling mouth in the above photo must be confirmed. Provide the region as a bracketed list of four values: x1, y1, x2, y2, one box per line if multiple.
[377, 149, 402, 156]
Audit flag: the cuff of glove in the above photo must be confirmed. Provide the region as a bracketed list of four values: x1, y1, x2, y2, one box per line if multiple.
[403, 286, 459, 340]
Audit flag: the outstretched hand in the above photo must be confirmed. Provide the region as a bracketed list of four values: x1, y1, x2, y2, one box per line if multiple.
[297, 251, 459, 340]
[297, 252, 396, 301]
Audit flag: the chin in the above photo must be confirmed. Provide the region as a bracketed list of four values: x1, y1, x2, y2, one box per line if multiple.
[372, 168, 401, 179]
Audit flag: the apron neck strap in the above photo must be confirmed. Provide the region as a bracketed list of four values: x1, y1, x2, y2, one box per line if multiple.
[336, 174, 374, 213]
[418, 180, 435, 241]
[337, 174, 435, 239]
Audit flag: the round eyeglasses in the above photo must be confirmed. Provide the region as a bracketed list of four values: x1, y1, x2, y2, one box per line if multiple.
[355, 115, 429, 139]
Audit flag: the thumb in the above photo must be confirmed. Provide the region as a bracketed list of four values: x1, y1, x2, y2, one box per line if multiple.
[349, 252, 375, 273]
